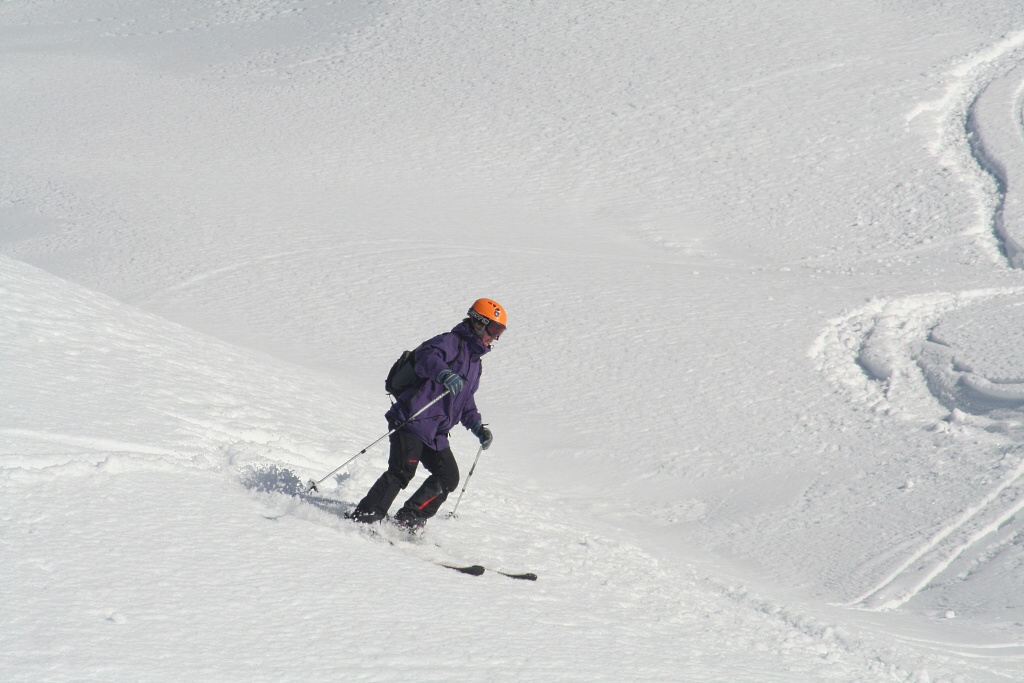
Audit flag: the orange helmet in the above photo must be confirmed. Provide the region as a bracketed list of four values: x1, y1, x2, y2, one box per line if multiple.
[468, 298, 507, 330]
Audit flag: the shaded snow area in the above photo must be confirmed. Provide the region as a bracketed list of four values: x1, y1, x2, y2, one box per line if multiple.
[7, 1, 1024, 681]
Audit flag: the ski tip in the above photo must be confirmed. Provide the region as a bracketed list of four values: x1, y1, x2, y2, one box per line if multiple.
[441, 564, 485, 576]
[503, 572, 538, 581]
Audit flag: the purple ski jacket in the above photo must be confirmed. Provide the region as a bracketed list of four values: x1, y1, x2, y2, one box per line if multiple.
[385, 320, 489, 451]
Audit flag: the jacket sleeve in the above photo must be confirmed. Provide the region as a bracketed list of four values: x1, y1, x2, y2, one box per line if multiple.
[414, 333, 458, 383]
[459, 362, 483, 430]
[460, 393, 482, 431]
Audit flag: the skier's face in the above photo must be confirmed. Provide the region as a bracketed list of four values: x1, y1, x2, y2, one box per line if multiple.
[481, 327, 500, 346]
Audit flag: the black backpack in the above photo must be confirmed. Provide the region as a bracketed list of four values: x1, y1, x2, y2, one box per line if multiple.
[385, 348, 420, 396]
[384, 336, 465, 397]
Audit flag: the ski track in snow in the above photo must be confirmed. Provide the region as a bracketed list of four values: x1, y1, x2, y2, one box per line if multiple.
[813, 31, 1024, 617]
[906, 27, 1024, 266]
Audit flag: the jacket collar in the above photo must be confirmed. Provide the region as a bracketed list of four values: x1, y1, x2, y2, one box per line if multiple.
[453, 320, 491, 356]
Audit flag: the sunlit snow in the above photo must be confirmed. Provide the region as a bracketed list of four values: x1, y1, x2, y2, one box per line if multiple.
[5, 1, 1024, 681]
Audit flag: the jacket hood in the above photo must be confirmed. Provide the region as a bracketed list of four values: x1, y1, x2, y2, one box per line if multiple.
[453, 320, 491, 356]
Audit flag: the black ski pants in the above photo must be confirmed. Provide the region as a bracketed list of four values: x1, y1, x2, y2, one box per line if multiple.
[356, 423, 460, 522]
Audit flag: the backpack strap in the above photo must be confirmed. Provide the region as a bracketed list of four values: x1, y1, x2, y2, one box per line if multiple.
[452, 335, 465, 371]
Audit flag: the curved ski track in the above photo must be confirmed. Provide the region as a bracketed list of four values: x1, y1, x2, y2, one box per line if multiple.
[815, 31, 1024, 614]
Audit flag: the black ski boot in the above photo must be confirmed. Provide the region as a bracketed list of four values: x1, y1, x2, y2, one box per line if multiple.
[346, 507, 385, 524]
[392, 507, 427, 532]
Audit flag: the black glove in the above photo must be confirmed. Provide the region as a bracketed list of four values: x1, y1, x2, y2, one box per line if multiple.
[437, 369, 465, 396]
[472, 422, 493, 450]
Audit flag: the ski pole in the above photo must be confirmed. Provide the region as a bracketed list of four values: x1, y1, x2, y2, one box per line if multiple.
[447, 445, 484, 519]
[307, 389, 450, 493]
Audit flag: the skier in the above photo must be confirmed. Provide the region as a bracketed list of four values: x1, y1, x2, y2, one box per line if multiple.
[349, 298, 506, 530]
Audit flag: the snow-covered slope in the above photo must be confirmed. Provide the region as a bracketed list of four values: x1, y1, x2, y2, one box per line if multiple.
[0, 256, 930, 681]
[6, 1, 1024, 680]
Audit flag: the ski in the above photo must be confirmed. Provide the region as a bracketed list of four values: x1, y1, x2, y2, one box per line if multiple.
[261, 480, 538, 581]
[355, 520, 539, 580]
[438, 563, 486, 576]
[494, 570, 539, 581]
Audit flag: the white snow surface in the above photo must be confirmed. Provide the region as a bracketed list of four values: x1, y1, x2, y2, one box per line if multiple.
[7, 1, 1024, 680]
